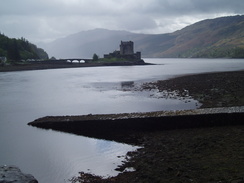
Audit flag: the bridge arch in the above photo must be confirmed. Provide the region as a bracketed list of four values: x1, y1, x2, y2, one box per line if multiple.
[59, 58, 92, 63]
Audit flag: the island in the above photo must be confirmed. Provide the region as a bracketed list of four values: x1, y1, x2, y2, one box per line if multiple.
[98, 41, 145, 65]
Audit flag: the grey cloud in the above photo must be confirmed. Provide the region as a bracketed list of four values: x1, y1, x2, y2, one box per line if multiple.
[146, 0, 244, 16]
[115, 14, 157, 31]
[0, 0, 243, 43]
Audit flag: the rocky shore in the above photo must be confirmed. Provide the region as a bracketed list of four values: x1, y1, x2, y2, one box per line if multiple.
[70, 124, 244, 183]
[141, 70, 244, 108]
[0, 165, 38, 183]
[27, 70, 244, 183]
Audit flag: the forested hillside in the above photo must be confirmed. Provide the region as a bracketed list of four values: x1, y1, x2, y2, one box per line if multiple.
[158, 15, 244, 58]
[0, 33, 48, 62]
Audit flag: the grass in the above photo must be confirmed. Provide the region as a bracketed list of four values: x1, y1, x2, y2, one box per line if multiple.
[93, 57, 127, 63]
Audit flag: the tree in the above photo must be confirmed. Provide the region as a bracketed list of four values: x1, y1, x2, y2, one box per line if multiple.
[7, 39, 21, 62]
[92, 53, 99, 61]
[1, 33, 49, 61]
[50, 56, 56, 60]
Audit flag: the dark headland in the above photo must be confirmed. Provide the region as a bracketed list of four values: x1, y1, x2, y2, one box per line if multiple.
[28, 70, 244, 183]
[0, 59, 152, 72]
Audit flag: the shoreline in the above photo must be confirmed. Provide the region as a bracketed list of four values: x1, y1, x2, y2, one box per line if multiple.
[26, 70, 244, 182]
[0, 61, 153, 72]
[142, 70, 244, 108]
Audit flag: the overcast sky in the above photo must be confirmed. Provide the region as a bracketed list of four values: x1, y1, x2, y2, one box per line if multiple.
[0, 0, 243, 43]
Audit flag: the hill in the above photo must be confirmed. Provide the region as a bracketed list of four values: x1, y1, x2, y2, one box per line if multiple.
[39, 29, 137, 59]
[40, 15, 244, 58]
[160, 15, 244, 58]
[0, 33, 48, 62]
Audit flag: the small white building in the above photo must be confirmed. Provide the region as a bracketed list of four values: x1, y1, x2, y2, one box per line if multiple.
[0, 57, 7, 64]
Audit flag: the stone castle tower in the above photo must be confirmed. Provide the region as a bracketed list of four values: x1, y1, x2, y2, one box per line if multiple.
[120, 41, 134, 55]
[104, 41, 141, 61]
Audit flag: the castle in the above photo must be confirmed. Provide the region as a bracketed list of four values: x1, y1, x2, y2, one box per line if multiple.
[104, 41, 141, 61]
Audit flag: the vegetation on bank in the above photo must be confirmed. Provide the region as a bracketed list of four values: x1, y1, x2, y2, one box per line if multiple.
[92, 53, 127, 63]
[99, 57, 127, 62]
[177, 46, 244, 58]
[0, 33, 48, 64]
[195, 47, 244, 58]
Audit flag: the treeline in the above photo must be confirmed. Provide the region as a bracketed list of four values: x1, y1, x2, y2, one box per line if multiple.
[193, 47, 244, 58]
[0, 33, 49, 62]
[178, 46, 244, 58]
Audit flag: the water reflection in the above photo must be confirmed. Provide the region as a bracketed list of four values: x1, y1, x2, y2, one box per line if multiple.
[121, 81, 134, 88]
[121, 81, 134, 90]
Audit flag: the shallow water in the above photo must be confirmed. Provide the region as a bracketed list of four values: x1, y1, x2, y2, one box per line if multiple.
[0, 58, 243, 182]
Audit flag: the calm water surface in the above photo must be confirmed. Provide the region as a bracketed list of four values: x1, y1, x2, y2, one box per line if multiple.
[0, 58, 243, 182]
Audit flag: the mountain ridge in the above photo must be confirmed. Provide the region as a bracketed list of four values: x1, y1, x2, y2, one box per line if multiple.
[40, 15, 244, 58]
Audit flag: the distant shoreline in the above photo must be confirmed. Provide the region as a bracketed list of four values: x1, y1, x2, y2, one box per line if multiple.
[0, 61, 153, 72]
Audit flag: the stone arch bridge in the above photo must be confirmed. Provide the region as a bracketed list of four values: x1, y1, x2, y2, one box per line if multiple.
[27, 58, 92, 64]
[59, 58, 92, 63]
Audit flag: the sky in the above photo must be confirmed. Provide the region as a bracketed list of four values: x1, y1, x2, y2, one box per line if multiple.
[0, 0, 243, 43]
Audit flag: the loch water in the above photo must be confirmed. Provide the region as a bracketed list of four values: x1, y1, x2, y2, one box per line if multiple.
[0, 58, 243, 183]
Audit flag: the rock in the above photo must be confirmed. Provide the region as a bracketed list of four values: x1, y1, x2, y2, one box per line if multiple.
[0, 165, 38, 183]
